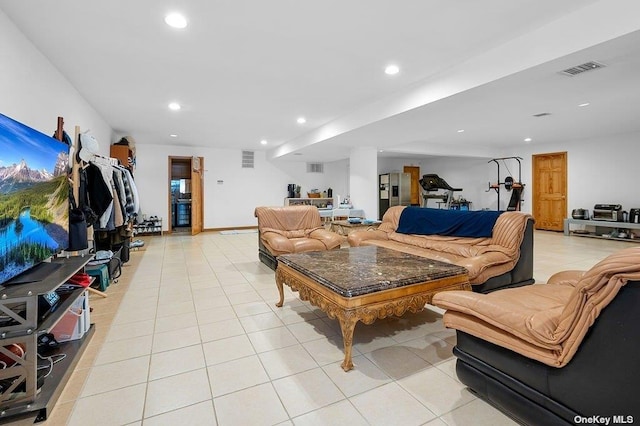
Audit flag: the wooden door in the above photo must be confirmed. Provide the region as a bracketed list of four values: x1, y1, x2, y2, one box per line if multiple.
[191, 157, 204, 235]
[403, 166, 421, 206]
[532, 152, 567, 231]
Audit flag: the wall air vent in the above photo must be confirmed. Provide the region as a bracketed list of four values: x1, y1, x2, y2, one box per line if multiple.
[241, 150, 254, 168]
[306, 162, 324, 173]
[559, 61, 606, 77]
[533, 112, 552, 118]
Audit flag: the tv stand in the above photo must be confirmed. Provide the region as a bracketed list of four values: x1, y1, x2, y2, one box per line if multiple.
[5, 262, 64, 285]
[0, 255, 94, 423]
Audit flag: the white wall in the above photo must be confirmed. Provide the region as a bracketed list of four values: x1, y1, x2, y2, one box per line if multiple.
[378, 156, 499, 210]
[0, 9, 112, 153]
[350, 147, 378, 220]
[504, 132, 640, 214]
[379, 132, 640, 216]
[273, 158, 349, 201]
[323, 159, 349, 203]
[135, 145, 351, 230]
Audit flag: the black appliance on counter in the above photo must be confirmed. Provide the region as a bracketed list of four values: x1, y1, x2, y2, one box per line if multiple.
[571, 209, 590, 220]
[630, 208, 640, 224]
[592, 204, 624, 222]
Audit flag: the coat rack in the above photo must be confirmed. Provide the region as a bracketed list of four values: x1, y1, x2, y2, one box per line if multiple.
[55, 117, 107, 298]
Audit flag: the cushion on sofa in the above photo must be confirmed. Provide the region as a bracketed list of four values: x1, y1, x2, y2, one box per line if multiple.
[433, 247, 640, 367]
[397, 207, 503, 237]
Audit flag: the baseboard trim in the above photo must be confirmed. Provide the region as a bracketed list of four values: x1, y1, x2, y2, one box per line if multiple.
[202, 225, 258, 232]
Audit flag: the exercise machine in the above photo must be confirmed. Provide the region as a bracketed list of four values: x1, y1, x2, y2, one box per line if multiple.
[419, 174, 463, 209]
[487, 157, 524, 211]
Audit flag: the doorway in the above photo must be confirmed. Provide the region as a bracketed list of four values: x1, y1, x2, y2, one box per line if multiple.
[532, 152, 567, 231]
[403, 166, 421, 206]
[168, 156, 204, 235]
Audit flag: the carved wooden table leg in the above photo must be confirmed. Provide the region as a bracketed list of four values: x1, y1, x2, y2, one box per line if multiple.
[338, 311, 358, 372]
[275, 268, 285, 307]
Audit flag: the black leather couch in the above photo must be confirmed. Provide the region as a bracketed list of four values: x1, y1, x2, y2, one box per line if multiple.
[451, 280, 640, 425]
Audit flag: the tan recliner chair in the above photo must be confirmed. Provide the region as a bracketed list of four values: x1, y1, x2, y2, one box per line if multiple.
[432, 247, 640, 425]
[254, 205, 343, 270]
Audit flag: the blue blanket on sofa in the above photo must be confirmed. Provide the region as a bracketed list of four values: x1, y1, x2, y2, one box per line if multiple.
[397, 207, 503, 238]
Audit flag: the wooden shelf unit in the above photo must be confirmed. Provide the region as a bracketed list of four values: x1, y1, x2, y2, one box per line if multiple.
[110, 144, 134, 171]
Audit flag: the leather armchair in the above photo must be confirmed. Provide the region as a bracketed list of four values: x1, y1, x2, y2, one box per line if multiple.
[432, 247, 640, 425]
[254, 206, 343, 270]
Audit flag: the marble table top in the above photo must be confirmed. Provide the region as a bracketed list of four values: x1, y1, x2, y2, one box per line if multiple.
[278, 246, 468, 297]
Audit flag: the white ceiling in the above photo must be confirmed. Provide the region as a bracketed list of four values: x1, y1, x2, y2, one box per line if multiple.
[2, 1, 639, 163]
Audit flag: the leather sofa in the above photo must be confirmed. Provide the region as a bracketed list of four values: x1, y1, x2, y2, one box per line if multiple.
[432, 247, 640, 425]
[347, 206, 534, 292]
[254, 205, 343, 270]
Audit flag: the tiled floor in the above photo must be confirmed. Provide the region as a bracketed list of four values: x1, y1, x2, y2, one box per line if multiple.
[5, 230, 632, 425]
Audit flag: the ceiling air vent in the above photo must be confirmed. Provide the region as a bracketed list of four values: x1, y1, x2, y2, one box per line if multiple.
[559, 61, 606, 77]
[241, 150, 254, 168]
[306, 162, 324, 173]
[533, 112, 552, 118]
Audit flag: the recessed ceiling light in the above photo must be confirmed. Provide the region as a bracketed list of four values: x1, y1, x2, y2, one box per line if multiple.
[170, 134, 178, 138]
[524, 138, 532, 142]
[260, 140, 268, 145]
[578, 102, 590, 107]
[165, 13, 187, 29]
[168, 102, 181, 111]
[293, 153, 303, 156]
[457, 129, 465, 133]
[297, 117, 306, 124]
[379, 150, 384, 153]
[384, 64, 400, 75]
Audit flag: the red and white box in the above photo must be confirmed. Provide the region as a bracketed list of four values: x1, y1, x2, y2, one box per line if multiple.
[51, 291, 90, 343]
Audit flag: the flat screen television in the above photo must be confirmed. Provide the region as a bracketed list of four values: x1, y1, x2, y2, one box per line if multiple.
[0, 113, 70, 285]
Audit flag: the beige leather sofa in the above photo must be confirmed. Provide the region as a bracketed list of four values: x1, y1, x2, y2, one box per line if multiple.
[347, 206, 534, 292]
[432, 247, 640, 425]
[254, 205, 343, 270]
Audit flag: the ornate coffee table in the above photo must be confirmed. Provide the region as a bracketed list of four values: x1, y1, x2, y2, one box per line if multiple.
[329, 220, 381, 236]
[275, 246, 470, 371]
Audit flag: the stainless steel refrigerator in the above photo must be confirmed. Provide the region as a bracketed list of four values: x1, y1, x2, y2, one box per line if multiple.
[379, 173, 411, 219]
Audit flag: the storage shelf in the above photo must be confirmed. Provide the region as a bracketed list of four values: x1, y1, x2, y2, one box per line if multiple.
[564, 218, 640, 242]
[0, 325, 95, 422]
[1, 256, 91, 299]
[38, 288, 87, 335]
[133, 218, 162, 236]
[284, 197, 334, 209]
[568, 232, 640, 243]
[0, 256, 94, 422]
